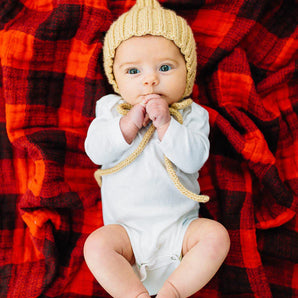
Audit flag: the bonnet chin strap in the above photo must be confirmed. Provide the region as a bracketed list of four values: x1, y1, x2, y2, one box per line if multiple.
[94, 98, 209, 203]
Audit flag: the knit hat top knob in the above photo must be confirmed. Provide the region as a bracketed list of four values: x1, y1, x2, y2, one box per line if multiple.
[103, 0, 197, 98]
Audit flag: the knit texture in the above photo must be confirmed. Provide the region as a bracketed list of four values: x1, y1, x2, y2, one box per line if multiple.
[103, 0, 197, 98]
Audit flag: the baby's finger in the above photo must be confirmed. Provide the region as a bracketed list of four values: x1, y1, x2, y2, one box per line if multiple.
[143, 93, 161, 104]
[140, 101, 146, 107]
[143, 113, 150, 127]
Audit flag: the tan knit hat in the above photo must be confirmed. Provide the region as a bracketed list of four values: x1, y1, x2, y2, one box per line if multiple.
[103, 0, 197, 98]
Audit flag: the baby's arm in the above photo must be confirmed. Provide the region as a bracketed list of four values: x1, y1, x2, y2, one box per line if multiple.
[160, 104, 210, 174]
[85, 95, 135, 165]
[143, 96, 210, 173]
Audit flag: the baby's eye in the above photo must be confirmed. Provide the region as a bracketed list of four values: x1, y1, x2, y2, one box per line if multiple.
[127, 68, 140, 74]
[159, 64, 172, 72]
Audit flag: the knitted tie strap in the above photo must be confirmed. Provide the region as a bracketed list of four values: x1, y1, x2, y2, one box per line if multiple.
[94, 98, 209, 203]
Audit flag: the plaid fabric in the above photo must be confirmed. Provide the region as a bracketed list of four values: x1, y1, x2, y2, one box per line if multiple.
[0, 0, 297, 297]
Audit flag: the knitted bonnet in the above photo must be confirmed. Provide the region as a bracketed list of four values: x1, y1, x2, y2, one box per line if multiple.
[103, 0, 197, 98]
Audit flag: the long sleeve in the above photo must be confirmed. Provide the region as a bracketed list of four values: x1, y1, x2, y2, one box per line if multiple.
[84, 94, 132, 165]
[160, 103, 210, 174]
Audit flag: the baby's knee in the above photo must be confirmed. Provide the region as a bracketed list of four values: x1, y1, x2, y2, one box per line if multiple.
[207, 223, 230, 258]
[84, 224, 134, 264]
[217, 223, 230, 249]
[83, 226, 113, 261]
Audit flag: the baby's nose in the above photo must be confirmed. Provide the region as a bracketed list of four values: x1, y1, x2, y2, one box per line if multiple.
[143, 72, 159, 86]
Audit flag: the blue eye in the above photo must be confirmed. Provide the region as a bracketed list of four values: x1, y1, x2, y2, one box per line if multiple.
[128, 68, 140, 74]
[159, 64, 172, 72]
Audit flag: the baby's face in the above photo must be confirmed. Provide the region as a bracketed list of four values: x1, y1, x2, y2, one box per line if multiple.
[113, 35, 187, 106]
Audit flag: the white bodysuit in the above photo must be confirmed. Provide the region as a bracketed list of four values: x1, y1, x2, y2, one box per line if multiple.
[85, 94, 210, 295]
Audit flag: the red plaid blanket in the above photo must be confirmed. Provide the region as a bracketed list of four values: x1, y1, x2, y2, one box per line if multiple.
[0, 0, 297, 297]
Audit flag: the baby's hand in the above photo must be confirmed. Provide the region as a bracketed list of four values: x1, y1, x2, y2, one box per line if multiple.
[144, 95, 171, 140]
[145, 95, 170, 128]
[120, 103, 146, 144]
[127, 103, 147, 129]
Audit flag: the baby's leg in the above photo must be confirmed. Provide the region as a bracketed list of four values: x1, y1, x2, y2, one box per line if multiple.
[157, 218, 230, 298]
[84, 224, 150, 298]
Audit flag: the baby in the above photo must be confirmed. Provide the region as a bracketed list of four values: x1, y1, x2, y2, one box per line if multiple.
[84, 0, 230, 297]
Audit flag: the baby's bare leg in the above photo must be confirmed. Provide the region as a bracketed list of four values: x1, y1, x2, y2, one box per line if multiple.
[84, 224, 150, 298]
[157, 218, 230, 298]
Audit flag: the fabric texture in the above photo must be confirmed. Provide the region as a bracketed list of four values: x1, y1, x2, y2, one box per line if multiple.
[0, 0, 297, 297]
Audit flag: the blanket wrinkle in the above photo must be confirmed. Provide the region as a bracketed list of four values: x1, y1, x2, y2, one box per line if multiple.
[206, 42, 297, 227]
[0, 0, 297, 297]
